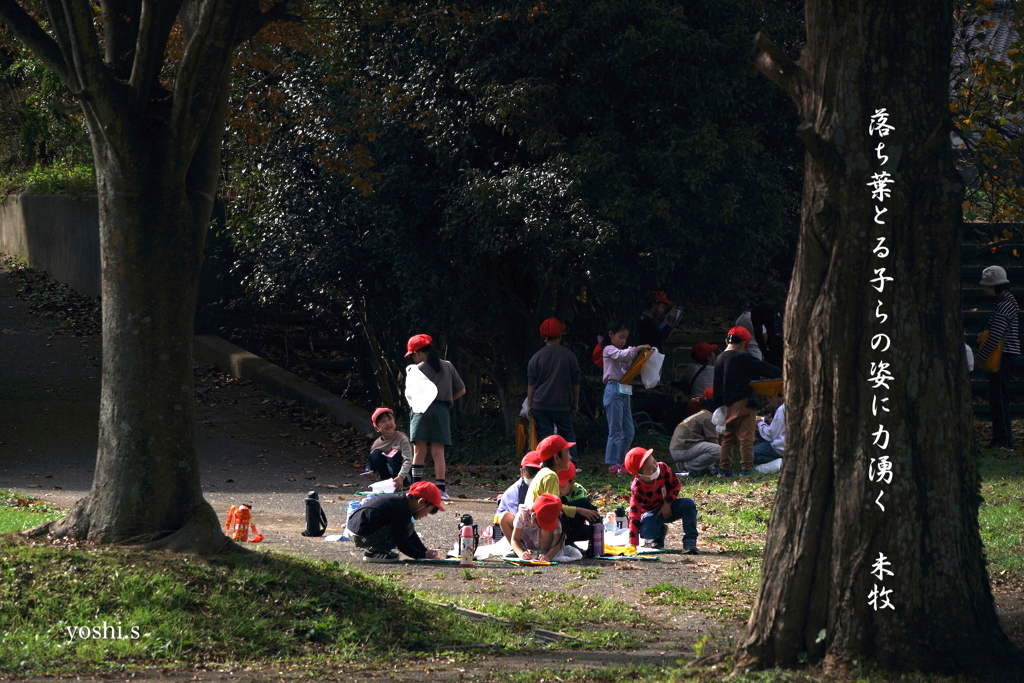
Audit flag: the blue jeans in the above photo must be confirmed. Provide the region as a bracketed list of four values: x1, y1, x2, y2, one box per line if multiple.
[639, 498, 698, 547]
[532, 409, 578, 460]
[753, 441, 782, 465]
[603, 382, 635, 465]
[989, 353, 1017, 448]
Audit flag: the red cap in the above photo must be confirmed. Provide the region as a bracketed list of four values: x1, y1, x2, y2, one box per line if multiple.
[726, 326, 751, 343]
[532, 494, 563, 531]
[703, 386, 714, 401]
[405, 334, 433, 357]
[371, 407, 395, 427]
[624, 447, 655, 476]
[521, 450, 546, 468]
[557, 460, 577, 485]
[691, 342, 719, 362]
[647, 290, 672, 305]
[539, 317, 566, 339]
[537, 434, 575, 459]
[408, 481, 445, 511]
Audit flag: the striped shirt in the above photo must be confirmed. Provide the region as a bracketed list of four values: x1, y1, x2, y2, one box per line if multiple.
[979, 291, 1020, 359]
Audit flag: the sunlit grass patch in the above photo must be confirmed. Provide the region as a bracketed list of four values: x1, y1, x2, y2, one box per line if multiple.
[0, 537, 521, 675]
[0, 491, 65, 534]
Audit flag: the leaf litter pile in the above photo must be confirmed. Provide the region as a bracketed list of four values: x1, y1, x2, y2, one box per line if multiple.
[1, 255, 101, 336]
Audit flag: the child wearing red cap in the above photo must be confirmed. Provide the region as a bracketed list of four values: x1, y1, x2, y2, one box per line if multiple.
[526, 317, 581, 462]
[624, 447, 699, 553]
[557, 461, 599, 546]
[511, 493, 565, 561]
[347, 481, 447, 563]
[494, 451, 545, 541]
[525, 436, 601, 527]
[365, 408, 413, 491]
[405, 334, 466, 500]
[710, 327, 782, 476]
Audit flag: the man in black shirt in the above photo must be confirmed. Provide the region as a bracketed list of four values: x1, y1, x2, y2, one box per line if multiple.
[711, 327, 782, 475]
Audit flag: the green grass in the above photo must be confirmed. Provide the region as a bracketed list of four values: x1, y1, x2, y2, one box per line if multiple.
[978, 454, 1024, 581]
[644, 556, 759, 623]
[416, 589, 648, 646]
[0, 491, 65, 534]
[0, 537, 523, 675]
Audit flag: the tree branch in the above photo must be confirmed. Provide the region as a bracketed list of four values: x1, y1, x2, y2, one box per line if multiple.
[754, 31, 807, 105]
[58, 0, 107, 91]
[0, 0, 69, 84]
[169, 0, 300, 177]
[100, 0, 141, 79]
[129, 0, 183, 105]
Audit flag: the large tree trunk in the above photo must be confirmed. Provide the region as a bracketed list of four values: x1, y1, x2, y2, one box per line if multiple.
[1, 0, 294, 554]
[39, 90, 230, 553]
[43, 170, 221, 553]
[738, 1, 1013, 673]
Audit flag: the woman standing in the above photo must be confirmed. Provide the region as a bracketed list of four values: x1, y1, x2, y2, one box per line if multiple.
[405, 334, 466, 499]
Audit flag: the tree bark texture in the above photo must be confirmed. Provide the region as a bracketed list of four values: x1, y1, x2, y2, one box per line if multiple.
[739, 1, 1013, 672]
[2, 0, 293, 553]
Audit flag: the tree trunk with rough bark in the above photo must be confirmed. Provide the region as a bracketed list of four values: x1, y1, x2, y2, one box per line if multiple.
[738, 1, 1015, 673]
[2, 0, 293, 554]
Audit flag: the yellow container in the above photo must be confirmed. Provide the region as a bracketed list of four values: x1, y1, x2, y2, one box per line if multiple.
[749, 378, 784, 396]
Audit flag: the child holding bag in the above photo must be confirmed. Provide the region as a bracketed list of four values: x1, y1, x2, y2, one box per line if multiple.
[601, 321, 651, 474]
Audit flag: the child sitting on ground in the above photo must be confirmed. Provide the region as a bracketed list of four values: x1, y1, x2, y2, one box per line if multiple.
[510, 493, 565, 562]
[365, 407, 413, 491]
[557, 461, 599, 546]
[494, 451, 544, 541]
[623, 447, 699, 554]
[346, 481, 446, 563]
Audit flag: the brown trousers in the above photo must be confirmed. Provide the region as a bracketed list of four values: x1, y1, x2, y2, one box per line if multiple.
[719, 399, 757, 472]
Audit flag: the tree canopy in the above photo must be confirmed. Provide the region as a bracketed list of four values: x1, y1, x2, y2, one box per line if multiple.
[226, 0, 805, 421]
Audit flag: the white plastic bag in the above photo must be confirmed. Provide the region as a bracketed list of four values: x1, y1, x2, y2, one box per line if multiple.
[711, 406, 726, 434]
[405, 364, 438, 413]
[640, 349, 665, 389]
[368, 478, 396, 494]
[754, 457, 783, 474]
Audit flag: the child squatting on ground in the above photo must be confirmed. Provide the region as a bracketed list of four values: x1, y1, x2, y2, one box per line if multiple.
[624, 447, 699, 554]
[510, 493, 565, 562]
[494, 452, 543, 541]
[345, 481, 446, 563]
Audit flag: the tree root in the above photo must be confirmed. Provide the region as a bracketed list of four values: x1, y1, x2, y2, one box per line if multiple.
[20, 495, 241, 557]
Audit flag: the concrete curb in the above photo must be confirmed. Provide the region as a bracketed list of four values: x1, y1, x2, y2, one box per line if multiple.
[193, 334, 374, 434]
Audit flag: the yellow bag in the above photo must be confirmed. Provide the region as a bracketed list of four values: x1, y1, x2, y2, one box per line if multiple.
[977, 330, 1005, 372]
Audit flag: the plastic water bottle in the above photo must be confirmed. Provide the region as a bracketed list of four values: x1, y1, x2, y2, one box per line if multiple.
[589, 521, 604, 558]
[615, 507, 627, 532]
[480, 524, 493, 546]
[340, 500, 361, 541]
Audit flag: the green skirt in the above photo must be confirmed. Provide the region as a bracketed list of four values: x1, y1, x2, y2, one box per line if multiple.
[409, 401, 452, 445]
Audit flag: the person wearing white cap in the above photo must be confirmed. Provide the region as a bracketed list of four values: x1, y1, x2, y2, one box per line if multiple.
[978, 266, 1020, 452]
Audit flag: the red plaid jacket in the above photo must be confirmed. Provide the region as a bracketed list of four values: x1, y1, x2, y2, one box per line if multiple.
[628, 462, 680, 546]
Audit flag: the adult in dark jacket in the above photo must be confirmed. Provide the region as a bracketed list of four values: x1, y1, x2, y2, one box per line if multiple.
[347, 481, 446, 563]
[711, 327, 782, 475]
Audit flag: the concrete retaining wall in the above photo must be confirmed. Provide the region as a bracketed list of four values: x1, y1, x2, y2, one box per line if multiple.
[0, 194, 101, 298]
[194, 335, 373, 434]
